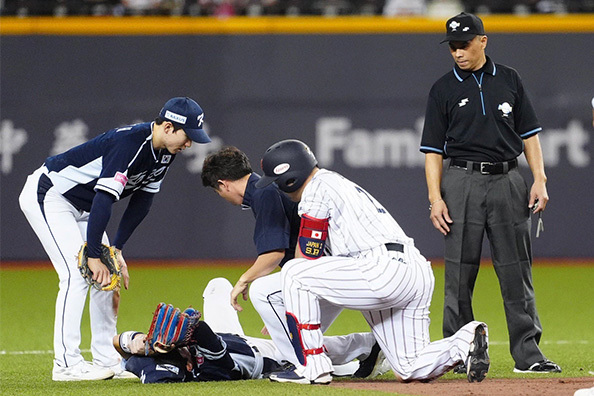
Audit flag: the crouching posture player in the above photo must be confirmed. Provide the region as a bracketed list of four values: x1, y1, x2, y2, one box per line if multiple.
[114, 278, 389, 383]
[256, 140, 491, 385]
[201, 147, 387, 378]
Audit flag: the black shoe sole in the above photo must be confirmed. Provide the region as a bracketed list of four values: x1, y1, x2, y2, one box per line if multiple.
[352, 343, 381, 378]
[467, 325, 490, 383]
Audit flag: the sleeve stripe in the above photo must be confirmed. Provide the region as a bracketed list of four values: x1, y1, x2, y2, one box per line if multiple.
[521, 127, 542, 138]
[94, 184, 121, 200]
[420, 146, 444, 154]
[140, 186, 160, 193]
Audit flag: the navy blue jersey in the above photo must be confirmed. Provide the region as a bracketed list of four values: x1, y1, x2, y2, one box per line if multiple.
[242, 173, 300, 267]
[44, 122, 175, 212]
[124, 330, 280, 383]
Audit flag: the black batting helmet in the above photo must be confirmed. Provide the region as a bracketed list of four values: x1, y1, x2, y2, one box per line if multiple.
[255, 139, 318, 193]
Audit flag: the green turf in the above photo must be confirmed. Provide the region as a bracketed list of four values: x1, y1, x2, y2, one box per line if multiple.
[1, 262, 592, 395]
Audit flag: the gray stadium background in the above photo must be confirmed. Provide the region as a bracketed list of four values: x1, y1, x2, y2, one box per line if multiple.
[1, 32, 592, 260]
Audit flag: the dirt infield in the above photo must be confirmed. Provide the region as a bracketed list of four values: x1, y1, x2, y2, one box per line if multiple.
[332, 377, 594, 396]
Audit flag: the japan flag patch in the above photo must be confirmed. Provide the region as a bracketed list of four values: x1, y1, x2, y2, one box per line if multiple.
[311, 231, 323, 239]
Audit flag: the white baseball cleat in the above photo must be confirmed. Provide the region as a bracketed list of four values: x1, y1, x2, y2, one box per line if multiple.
[573, 386, 594, 396]
[52, 361, 115, 381]
[102, 361, 138, 379]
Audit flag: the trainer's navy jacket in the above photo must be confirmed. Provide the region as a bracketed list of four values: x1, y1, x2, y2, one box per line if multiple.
[242, 173, 300, 267]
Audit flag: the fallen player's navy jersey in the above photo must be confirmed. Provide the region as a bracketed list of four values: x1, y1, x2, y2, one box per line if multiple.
[126, 349, 189, 383]
[44, 122, 175, 212]
[125, 330, 269, 383]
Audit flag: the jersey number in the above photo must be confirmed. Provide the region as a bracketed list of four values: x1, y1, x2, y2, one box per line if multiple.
[355, 186, 386, 213]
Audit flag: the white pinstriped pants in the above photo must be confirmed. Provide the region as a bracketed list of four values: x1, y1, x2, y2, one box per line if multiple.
[281, 245, 486, 381]
[202, 277, 373, 378]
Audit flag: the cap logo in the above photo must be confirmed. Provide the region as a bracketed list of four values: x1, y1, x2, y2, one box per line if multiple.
[449, 21, 460, 31]
[197, 113, 204, 128]
[463, 26, 470, 31]
[164, 110, 187, 125]
[273, 163, 290, 175]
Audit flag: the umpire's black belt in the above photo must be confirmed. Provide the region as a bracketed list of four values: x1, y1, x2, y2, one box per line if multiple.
[385, 243, 404, 253]
[450, 158, 517, 175]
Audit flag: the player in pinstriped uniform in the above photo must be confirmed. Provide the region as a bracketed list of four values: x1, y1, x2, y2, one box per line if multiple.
[201, 146, 389, 377]
[18, 97, 210, 381]
[256, 139, 490, 385]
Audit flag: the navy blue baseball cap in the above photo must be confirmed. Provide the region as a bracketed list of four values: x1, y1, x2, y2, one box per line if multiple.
[440, 12, 485, 43]
[159, 97, 211, 143]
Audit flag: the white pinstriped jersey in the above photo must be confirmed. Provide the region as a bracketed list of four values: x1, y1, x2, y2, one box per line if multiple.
[298, 169, 412, 258]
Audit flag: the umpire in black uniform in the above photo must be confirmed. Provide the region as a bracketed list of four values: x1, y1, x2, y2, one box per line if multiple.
[420, 12, 561, 373]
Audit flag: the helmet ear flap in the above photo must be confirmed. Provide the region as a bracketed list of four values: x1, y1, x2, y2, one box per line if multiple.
[284, 177, 298, 189]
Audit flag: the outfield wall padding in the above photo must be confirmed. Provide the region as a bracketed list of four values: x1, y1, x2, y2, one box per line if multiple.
[1, 17, 593, 259]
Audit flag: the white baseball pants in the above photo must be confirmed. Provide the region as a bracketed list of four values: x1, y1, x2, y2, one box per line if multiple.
[19, 166, 120, 369]
[205, 276, 375, 372]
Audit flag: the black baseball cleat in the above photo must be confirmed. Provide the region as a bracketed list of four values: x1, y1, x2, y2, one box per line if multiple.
[466, 324, 490, 383]
[513, 360, 562, 373]
[269, 368, 332, 385]
[352, 342, 390, 379]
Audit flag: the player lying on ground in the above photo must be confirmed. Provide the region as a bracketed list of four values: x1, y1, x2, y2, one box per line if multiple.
[113, 278, 390, 383]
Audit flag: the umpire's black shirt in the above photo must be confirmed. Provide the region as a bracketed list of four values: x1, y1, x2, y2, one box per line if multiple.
[420, 56, 542, 162]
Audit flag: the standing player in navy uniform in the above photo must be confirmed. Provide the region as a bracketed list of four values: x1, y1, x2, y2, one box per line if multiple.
[19, 97, 211, 381]
[201, 147, 387, 378]
[256, 139, 490, 385]
[420, 13, 561, 373]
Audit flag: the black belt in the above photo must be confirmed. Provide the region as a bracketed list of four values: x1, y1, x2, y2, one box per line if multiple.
[451, 158, 517, 175]
[385, 243, 404, 253]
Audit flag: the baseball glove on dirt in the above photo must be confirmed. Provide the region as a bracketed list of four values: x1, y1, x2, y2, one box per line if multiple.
[146, 302, 201, 354]
[77, 243, 121, 291]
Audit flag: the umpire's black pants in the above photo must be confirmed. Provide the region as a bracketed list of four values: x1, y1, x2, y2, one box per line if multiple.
[441, 160, 546, 370]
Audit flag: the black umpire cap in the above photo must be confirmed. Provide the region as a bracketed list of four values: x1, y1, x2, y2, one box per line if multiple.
[440, 12, 485, 43]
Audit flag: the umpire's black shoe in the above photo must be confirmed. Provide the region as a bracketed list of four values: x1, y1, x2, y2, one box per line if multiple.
[352, 342, 389, 379]
[466, 324, 490, 383]
[513, 360, 562, 373]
